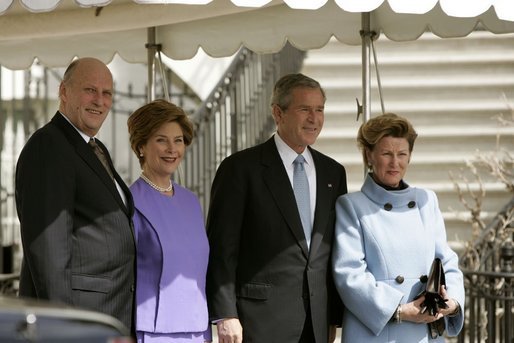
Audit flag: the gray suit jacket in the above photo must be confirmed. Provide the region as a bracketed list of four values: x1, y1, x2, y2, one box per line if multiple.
[15, 112, 136, 331]
[206, 136, 347, 343]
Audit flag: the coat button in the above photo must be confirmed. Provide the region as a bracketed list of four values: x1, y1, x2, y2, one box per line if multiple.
[408, 201, 416, 208]
[395, 275, 404, 284]
[130, 284, 135, 292]
[384, 203, 393, 211]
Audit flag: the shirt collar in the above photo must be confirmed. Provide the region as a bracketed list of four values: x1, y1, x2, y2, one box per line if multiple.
[274, 133, 313, 167]
[59, 111, 96, 143]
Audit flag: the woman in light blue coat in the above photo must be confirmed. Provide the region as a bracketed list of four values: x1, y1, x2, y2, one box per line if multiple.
[332, 113, 464, 342]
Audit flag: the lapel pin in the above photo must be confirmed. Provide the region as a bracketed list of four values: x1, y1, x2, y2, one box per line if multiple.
[328, 184, 332, 188]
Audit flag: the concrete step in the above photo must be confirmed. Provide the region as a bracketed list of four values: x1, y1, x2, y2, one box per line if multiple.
[323, 104, 511, 128]
[306, 48, 514, 68]
[306, 32, 514, 60]
[336, 159, 510, 186]
[322, 86, 514, 104]
[315, 126, 514, 159]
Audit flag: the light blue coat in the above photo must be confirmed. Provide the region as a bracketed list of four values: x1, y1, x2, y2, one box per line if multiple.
[332, 175, 464, 343]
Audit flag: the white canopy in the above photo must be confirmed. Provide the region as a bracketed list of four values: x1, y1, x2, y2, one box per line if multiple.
[1, 0, 514, 69]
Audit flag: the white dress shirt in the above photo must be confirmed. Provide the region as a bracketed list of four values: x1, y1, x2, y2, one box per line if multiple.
[274, 133, 316, 229]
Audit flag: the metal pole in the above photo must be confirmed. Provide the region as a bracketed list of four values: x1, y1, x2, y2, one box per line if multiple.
[361, 12, 371, 123]
[0, 64, 3, 274]
[501, 242, 513, 343]
[361, 12, 372, 178]
[146, 27, 156, 103]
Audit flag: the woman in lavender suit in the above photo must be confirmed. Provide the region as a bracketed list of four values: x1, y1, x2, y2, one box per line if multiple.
[128, 99, 211, 343]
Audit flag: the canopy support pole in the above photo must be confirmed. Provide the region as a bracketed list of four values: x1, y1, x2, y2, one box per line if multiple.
[146, 27, 157, 103]
[145, 27, 171, 103]
[360, 12, 374, 177]
[361, 12, 372, 124]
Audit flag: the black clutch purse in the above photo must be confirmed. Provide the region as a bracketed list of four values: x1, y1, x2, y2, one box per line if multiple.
[415, 258, 449, 339]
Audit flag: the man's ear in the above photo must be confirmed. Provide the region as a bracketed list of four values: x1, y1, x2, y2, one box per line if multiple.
[59, 82, 67, 102]
[271, 104, 282, 121]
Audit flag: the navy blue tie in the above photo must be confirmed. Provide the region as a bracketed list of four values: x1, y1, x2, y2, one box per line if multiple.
[293, 155, 312, 248]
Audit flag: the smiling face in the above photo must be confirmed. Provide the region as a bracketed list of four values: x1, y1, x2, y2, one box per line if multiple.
[366, 136, 411, 188]
[59, 58, 113, 137]
[140, 121, 185, 185]
[272, 86, 325, 154]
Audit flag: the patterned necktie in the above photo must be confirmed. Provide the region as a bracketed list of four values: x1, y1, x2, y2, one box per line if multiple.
[89, 138, 114, 179]
[293, 155, 312, 248]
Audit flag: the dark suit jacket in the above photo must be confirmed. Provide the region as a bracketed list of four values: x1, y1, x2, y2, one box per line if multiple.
[206, 136, 347, 343]
[15, 112, 136, 331]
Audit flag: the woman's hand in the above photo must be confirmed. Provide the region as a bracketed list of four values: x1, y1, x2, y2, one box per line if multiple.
[438, 286, 460, 317]
[400, 295, 443, 324]
[400, 287, 460, 324]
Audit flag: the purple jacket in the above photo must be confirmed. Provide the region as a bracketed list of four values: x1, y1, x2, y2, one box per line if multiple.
[131, 179, 210, 338]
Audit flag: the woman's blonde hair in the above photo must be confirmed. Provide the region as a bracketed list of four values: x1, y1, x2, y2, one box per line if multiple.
[357, 113, 418, 167]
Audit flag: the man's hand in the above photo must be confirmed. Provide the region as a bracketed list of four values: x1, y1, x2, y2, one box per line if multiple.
[217, 318, 243, 343]
[329, 325, 337, 342]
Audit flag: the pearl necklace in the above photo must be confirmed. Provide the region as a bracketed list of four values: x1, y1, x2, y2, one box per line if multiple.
[140, 173, 173, 193]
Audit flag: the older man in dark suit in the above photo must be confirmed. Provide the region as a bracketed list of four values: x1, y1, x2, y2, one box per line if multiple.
[207, 73, 347, 343]
[15, 57, 135, 331]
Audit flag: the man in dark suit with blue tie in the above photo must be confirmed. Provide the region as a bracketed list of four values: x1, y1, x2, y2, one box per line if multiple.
[206, 73, 347, 342]
[15, 57, 135, 331]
